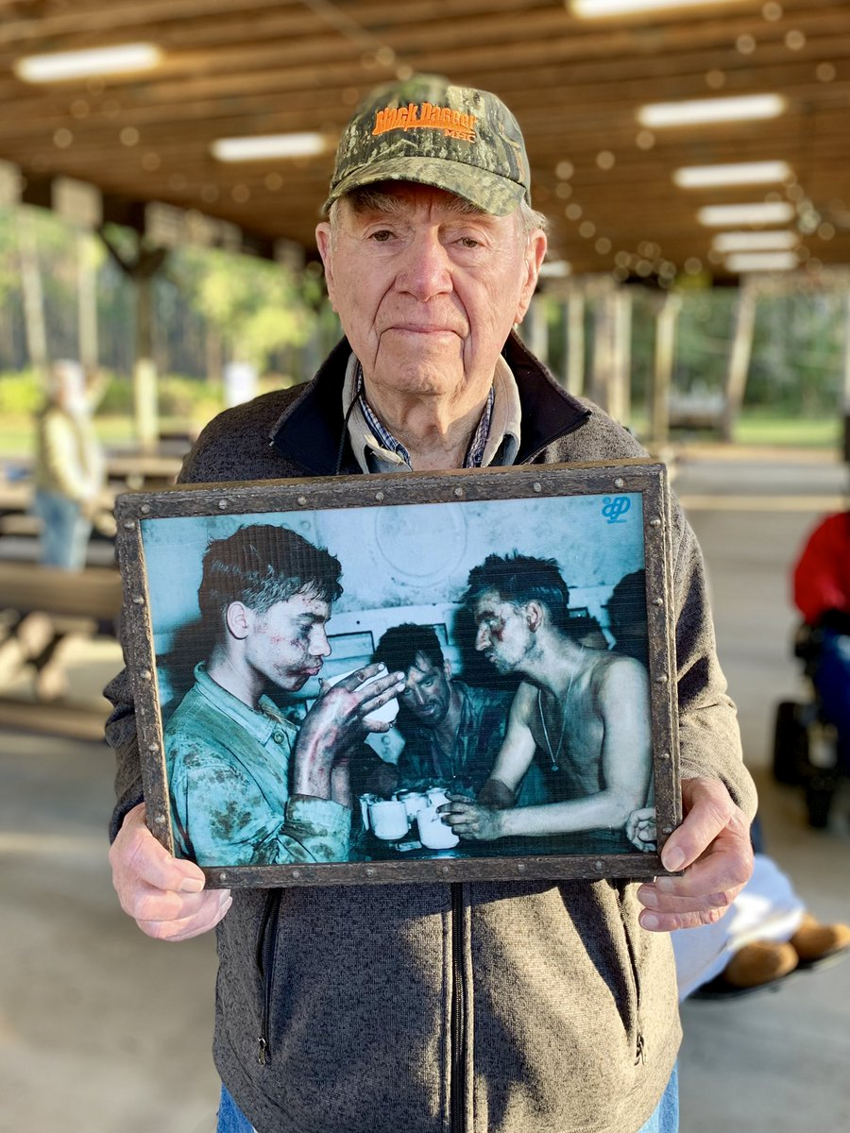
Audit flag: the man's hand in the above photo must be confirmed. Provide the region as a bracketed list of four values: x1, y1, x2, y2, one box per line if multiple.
[442, 796, 504, 841]
[109, 803, 232, 942]
[626, 806, 657, 852]
[637, 777, 753, 932]
[293, 664, 404, 798]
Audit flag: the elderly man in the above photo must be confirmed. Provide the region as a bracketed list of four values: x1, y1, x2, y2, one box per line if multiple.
[166, 523, 403, 867]
[107, 76, 754, 1133]
[445, 552, 651, 853]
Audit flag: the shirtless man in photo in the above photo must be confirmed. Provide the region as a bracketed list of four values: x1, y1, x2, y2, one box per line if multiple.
[445, 552, 651, 852]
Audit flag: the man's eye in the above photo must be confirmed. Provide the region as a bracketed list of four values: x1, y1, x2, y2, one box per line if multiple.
[458, 236, 481, 248]
[370, 229, 394, 243]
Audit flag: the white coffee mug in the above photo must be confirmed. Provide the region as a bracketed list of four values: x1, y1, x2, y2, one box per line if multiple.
[324, 666, 399, 726]
[397, 791, 429, 820]
[417, 806, 459, 850]
[425, 787, 450, 809]
[368, 799, 409, 841]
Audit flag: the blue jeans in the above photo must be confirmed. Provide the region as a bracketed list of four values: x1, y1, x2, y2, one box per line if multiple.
[33, 489, 91, 570]
[217, 1065, 679, 1133]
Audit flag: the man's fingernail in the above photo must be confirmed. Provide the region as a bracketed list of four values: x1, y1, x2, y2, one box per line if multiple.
[662, 847, 685, 871]
[641, 914, 660, 931]
[180, 877, 204, 893]
[638, 887, 658, 907]
[218, 890, 232, 906]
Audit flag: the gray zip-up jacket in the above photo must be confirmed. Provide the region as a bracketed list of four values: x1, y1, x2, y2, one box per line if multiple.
[106, 332, 756, 1133]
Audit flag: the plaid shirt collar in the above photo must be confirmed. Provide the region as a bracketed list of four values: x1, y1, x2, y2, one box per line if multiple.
[355, 362, 495, 469]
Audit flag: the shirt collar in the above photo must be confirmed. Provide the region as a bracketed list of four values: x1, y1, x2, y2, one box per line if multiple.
[344, 356, 515, 474]
[192, 662, 291, 745]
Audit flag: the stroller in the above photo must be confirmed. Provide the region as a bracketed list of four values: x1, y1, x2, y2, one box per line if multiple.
[772, 622, 845, 828]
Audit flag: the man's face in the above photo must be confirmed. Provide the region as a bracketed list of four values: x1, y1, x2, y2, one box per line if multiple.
[244, 591, 332, 692]
[399, 652, 452, 727]
[315, 183, 546, 411]
[472, 590, 533, 675]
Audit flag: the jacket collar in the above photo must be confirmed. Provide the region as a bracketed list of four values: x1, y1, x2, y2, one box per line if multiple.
[269, 331, 590, 476]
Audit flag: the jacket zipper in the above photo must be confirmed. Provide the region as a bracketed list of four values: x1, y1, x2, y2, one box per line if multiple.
[450, 882, 466, 1133]
[256, 889, 282, 1066]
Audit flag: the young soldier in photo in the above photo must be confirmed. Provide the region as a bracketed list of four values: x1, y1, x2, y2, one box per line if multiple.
[368, 622, 548, 804]
[444, 553, 651, 854]
[165, 524, 403, 866]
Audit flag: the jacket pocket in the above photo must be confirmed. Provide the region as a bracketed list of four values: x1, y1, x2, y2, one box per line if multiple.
[255, 888, 282, 1066]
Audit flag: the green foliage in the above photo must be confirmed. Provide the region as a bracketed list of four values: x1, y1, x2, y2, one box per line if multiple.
[170, 246, 319, 368]
[96, 372, 223, 420]
[0, 370, 43, 414]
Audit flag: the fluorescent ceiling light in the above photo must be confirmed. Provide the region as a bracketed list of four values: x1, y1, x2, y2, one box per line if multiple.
[571, 0, 740, 16]
[638, 94, 786, 128]
[211, 133, 326, 162]
[712, 230, 799, 253]
[725, 251, 799, 273]
[698, 202, 795, 227]
[675, 161, 792, 189]
[14, 43, 161, 83]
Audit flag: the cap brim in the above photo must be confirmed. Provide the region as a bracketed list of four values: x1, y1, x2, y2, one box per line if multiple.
[323, 155, 526, 217]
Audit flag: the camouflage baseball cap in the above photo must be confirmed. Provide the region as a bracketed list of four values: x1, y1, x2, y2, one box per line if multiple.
[324, 75, 531, 216]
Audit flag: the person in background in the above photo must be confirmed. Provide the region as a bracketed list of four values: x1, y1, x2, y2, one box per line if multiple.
[793, 509, 850, 774]
[33, 359, 105, 571]
[613, 569, 850, 997]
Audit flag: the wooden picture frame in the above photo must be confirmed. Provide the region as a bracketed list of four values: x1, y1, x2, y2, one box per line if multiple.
[115, 459, 680, 888]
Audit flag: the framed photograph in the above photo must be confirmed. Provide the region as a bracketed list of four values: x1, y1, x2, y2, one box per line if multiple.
[115, 460, 680, 889]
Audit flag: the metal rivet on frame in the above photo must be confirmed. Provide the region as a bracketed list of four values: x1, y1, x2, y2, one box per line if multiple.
[533, 482, 542, 493]
[594, 860, 603, 871]
[441, 865, 451, 874]
[653, 597, 664, 607]
[140, 504, 151, 514]
[366, 867, 376, 877]
[660, 751, 671, 761]
[375, 491, 384, 501]
[649, 517, 662, 527]
[219, 872, 228, 882]
[123, 520, 135, 530]
[140, 669, 152, 681]
[661, 826, 673, 836]
[291, 869, 301, 880]
[218, 499, 228, 510]
[655, 673, 669, 684]
[153, 814, 166, 825]
[297, 496, 307, 506]
[454, 487, 464, 498]
[614, 477, 625, 489]
[133, 595, 145, 605]
[148, 742, 159, 753]
[516, 862, 527, 872]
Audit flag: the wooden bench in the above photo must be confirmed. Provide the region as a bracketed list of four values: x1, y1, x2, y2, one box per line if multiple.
[0, 562, 123, 740]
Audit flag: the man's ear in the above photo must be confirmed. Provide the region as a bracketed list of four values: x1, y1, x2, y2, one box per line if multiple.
[525, 601, 545, 632]
[225, 601, 251, 640]
[443, 658, 453, 682]
[513, 229, 547, 326]
[315, 222, 337, 311]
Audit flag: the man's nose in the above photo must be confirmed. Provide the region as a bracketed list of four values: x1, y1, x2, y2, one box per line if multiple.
[398, 230, 452, 300]
[311, 628, 331, 658]
[475, 624, 490, 651]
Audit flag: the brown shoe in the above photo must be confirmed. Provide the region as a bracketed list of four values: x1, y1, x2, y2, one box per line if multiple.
[722, 941, 800, 989]
[789, 913, 850, 970]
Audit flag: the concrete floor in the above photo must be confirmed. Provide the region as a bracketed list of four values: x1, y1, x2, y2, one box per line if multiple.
[1, 447, 848, 1133]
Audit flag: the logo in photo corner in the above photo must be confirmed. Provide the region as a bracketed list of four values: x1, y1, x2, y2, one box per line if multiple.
[601, 496, 631, 524]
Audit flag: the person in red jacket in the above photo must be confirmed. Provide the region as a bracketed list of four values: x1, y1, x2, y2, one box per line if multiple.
[792, 511, 850, 774]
